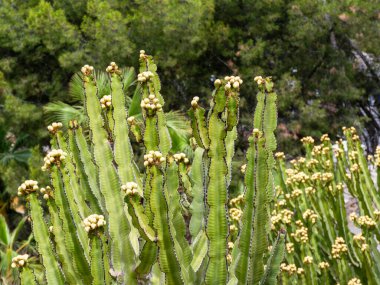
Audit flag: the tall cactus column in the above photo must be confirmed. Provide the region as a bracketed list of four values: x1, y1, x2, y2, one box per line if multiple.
[190, 76, 242, 284]
[137, 52, 184, 284]
[82, 64, 137, 284]
[235, 76, 280, 285]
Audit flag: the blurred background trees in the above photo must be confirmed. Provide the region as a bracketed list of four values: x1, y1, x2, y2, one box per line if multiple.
[1, 0, 380, 199]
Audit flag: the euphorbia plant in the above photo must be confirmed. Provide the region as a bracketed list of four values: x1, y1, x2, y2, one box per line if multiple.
[15, 51, 284, 285]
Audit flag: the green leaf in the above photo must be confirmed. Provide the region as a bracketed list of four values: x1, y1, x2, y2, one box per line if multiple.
[10, 216, 27, 248]
[128, 84, 142, 117]
[0, 215, 10, 246]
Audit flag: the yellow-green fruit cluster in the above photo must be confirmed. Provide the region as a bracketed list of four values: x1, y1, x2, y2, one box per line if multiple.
[121, 182, 139, 196]
[191, 96, 200, 107]
[224, 76, 243, 90]
[47, 122, 63, 134]
[81, 64, 94, 76]
[348, 278, 362, 285]
[137, 71, 154, 82]
[140, 94, 162, 112]
[106, 61, 121, 74]
[143, 151, 166, 167]
[17, 180, 38, 196]
[127, 116, 135, 125]
[100, 95, 112, 109]
[83, 214, 106, 233]
[173, 153, 189, 164]
[40, 186, 52, 200]
[11, 254, 29, 268]
[331, 237, 348, 259]
[41, 149, 67, 171]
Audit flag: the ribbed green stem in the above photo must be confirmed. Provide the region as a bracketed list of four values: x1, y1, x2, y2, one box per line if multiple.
[90, 234, 106, 285]
[110, 73, 139, 186]
[46, 199, 79, 284]
[51, 167, 91, 284]
[149, 165, 183, 285]
[68, 128, 101, 214]
[20, 267, 37, 285]
[135, 241, 157, 275]
[189, 148, 206, 237]
[144, 116, 159, 151]
[110, 73, 141, 255]
[56, 132, 90, 258]
[84, 76, 136, 283]
[74, 126, 105, 212]
[189, 106, 210, 149]
[125, 196, 156, 242]
[236, 135, 257, 284]
[248, 137, 269, 285]
[259, 231, 285, 285]
[166, 162, 194, 283]
[355, 141, 380, 209]
[205, 87, 228, 285]
[29, 194, 65, 285]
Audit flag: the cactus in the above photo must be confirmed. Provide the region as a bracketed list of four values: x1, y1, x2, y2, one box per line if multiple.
[16, 52, 283, 285]
[267, 128, 380, 284]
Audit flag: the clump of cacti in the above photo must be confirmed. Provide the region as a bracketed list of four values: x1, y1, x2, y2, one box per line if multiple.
[15, 52, 284, 285]
[266, 127, 380, 284]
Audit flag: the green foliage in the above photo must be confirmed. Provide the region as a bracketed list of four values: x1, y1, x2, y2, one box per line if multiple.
[15, 54, 283, 284]
[1, 0, 379, 167]
[260, 129, 380, 284]
[0, 215, 34, 285]
[0, 72, 48, 196]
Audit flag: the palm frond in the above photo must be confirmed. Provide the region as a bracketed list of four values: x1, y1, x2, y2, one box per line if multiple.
[122, 67, 136, 91]
[165, 111, 191, 153]
[68, 73, 84, 103]
[128, 84, 142, 116]
[165, 111, 191, 138]
[0, 148, 31, 166]
[44, 102, 85, 127]
[12, 134, 30, 151]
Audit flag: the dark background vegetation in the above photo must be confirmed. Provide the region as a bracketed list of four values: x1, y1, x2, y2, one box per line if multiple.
[1, 0, 380, 215]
